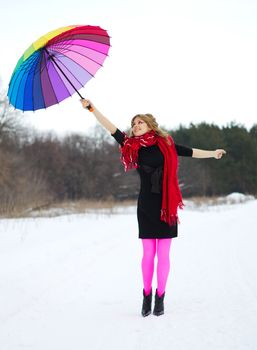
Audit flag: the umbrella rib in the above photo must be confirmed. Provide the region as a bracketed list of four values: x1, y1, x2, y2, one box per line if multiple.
[43, 52, 60, 106]
[12, 55, 38, 110]
[35, 53, 46, 111]
[50, 48, 95, 84]
[26, 53, 42, 111]
[24, 52, 46, 111]
[45, 49, 83, 99]
[23, 56, 34, 111]
[51, 49, 95, 80]
[9, 53, 39, 104]
[41, 53, 48, 110]
[55, 46, 104, 67]
[51, 41, 110, 58]
[50, 56, 76, 99]
[51, 34, 110, 49]
[13, 68, 26, 110]
[8, 70, 21, 105]
[12, 53, 45, 110]
[52, 48, 103, 76]
[53, 54, 85, 93]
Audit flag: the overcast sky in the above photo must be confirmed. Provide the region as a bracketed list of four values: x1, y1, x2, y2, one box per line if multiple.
[1, 0, 256, 135]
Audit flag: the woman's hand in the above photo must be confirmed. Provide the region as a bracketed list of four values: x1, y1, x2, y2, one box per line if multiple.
[214, 149, 226, 159]
[80, 98, 94, 112]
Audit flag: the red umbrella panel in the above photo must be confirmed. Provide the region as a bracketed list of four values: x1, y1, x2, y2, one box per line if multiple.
[8, 25, 111, 111]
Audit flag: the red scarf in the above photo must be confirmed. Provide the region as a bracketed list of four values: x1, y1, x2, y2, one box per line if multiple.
[120, 130, 184, 226]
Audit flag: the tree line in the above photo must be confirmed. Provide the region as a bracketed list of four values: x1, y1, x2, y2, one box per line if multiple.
[172, 122, 257, 196]
[0, 92, 256, 215]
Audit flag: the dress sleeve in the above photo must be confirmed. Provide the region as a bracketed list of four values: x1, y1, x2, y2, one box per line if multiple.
[175, 143, 193, 157]
[111, 128, 125, 146]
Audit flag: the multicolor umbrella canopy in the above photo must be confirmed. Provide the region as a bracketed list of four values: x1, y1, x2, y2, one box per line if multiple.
[8, 25, 110, 111]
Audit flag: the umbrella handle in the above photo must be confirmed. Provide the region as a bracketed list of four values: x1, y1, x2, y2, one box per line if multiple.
[81, 98, 94, 112]
[86, 104, 94, 112]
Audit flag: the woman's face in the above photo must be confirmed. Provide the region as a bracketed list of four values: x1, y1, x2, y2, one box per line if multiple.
[132, 117, 151, 137]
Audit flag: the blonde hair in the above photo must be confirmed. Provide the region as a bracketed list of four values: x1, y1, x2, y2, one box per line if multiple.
[130, 114, 170, 144]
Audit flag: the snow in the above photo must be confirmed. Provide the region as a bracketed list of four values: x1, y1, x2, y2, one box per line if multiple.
[184, 192, 255, 211]
[0, 197, 257, 350]
[225, 192, 255, 204]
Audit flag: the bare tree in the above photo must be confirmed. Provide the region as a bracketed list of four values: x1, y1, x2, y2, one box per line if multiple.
[0, 88, 26, 142]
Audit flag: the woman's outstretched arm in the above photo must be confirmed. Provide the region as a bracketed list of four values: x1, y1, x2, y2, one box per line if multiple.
[80, 99, 117, 134]
[192, 148, 226, 159]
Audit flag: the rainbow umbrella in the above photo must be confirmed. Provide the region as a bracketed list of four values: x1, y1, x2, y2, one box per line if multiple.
[8, 25, 110, 111]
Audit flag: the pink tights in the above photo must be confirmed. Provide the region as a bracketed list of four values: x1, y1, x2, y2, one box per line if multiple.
[141, 238, 172, 297]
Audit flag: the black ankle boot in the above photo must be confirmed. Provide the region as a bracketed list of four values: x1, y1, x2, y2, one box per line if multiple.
[153, 289, 165, 316]
[141, 289, 152, 317]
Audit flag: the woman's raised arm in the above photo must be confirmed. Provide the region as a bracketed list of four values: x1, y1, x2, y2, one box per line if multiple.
[81, 99, 117, 134]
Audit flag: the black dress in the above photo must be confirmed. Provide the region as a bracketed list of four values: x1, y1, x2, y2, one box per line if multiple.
[112, 129, 193, 239]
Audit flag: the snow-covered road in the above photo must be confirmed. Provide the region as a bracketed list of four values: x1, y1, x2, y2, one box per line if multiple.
[0, 200, 256, 350]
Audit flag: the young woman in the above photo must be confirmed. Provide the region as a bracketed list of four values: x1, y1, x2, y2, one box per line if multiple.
[81, 99, 226, 317]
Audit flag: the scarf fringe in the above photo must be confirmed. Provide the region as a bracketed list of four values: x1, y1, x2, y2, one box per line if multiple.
[161, 200, 184, 226]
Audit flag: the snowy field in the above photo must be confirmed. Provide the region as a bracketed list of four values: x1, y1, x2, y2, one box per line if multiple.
[0, 194, 257, 350]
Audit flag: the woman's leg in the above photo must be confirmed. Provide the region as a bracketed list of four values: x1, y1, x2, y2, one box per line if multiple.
[156, 238, 172, 296]
[141, 239, 157, 295]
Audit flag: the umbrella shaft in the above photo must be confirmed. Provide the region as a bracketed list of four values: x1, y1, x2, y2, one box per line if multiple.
[44, 48, 84, 99]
